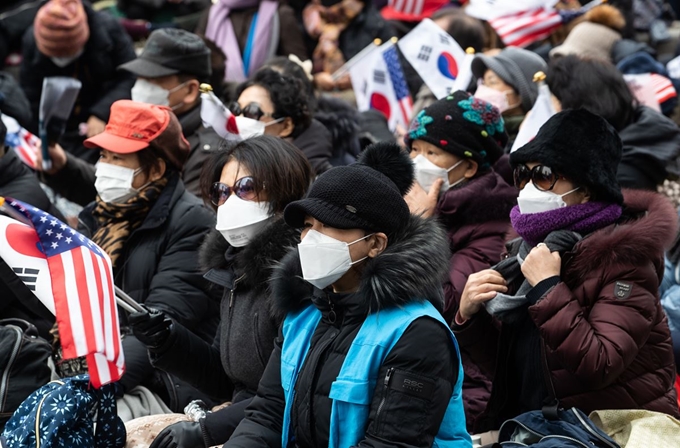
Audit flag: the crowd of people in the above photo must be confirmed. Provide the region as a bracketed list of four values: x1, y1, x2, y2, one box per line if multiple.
[2, 0, 680, 447]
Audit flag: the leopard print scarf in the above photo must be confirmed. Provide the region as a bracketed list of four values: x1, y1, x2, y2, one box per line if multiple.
[91, 176, 168, 268]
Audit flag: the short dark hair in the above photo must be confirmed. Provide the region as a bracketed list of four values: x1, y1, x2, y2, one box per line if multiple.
[200, 135, 313, 214]
[137, 145, 174, 179]
[235, 69, 312, 138]
[431, 8, 486, 53]
[546, 55, 637, 131]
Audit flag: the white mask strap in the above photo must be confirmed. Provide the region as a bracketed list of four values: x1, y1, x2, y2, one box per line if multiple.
[560, 187, 580, 198]
[446, 159, 464, 173]
[264, 117, 285, 127]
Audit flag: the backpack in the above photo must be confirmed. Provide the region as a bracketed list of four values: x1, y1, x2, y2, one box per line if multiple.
[0, 318, 52, 431]
[0, 375, 126, 448]
[498, 407, 621, 448]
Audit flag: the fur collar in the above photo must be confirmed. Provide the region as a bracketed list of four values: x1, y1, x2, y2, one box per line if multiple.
[567, 189, 678, 280]
[270, 214, 450, 321]
[199, 217, 300, 289]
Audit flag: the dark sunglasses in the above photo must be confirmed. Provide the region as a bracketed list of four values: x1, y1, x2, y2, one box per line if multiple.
[228, 102, 274, 121]
[210, 176, 259, 206]
[513, 164, 563, 191]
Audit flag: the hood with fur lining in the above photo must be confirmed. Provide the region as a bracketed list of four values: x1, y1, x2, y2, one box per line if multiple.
[270, 214, 450, 321]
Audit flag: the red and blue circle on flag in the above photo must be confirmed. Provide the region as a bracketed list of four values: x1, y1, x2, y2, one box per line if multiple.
[437, 52, 458, 80]
[370, 92, 392, 120]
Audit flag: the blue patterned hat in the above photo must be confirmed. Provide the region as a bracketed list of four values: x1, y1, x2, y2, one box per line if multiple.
[405, 90, 508, 169]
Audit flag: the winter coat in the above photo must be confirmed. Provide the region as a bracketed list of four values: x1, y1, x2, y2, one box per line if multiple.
[226, 215, 462, 448]
[660, 255, 680, 370]
[77, 173, 221, 410]
[0, 0, 41, 66]
[618, 106, 680, 190]
[455, 189, 680, 433]
[149, 218, 300, 445]
[0, 149, 66, 221]
[315, 96, 360, 166]
[20, 2, 136, 164]
[292, 119, 334, 175]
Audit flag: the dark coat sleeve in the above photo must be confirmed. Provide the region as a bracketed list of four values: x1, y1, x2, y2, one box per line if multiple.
[277, 4, 307, 60]
[149, 320, 234, 399]
[119, 334, 157, 392]
[42, 153, 96, 207]
[452, 310, 499, 383]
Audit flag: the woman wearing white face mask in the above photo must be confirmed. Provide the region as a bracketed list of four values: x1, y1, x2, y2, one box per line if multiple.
[224, 142, 470, 448]
[234, 68, 334, 174]
[127, 135, 314, 448]
[77, 100, 222, 416]
[456, 109, 680, 437]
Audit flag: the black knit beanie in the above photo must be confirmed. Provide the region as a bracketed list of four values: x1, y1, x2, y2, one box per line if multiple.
[510, 109, 624, 205]
[284, 142, 413, 235]
[405, 91, 508, 170]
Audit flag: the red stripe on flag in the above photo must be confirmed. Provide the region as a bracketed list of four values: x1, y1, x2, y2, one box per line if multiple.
[47, 254, 77, 358]
[103, 255, 121, 363]
[72, 248, 98, 354]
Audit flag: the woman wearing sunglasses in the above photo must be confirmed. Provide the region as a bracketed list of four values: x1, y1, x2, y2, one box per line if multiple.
[233, 68, 334, 175]
[455, 109, 680, 438]
[129, 135, 314, 448]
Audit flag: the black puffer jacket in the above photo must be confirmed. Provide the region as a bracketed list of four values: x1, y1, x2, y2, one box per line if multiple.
[20, 1, 136, 163]
[292, 119, 334, 175]
[0, 149, 65, 221]
[78, 173, 221, 410]
[149, 218, 299, 444]
[178, 102, 223, 196]
[226, 215, 460, 448]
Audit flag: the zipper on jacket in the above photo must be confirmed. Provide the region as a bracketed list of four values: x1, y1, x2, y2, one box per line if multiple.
[228, 274, 246, 308]
[570, 408, 618, 448]
[0, 326, 23, 412]
[374, 368, 394, 428]
[225, 273, 246, 374]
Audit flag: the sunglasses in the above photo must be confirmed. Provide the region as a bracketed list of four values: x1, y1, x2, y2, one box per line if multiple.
[513, 164, 563, 191]
[228, 102, 275, 121]
[210, 176, 259, 206]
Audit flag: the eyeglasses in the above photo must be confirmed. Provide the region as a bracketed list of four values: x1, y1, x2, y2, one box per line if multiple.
[228, 102, 275, 121]
[210, 176, 259, 206]
[513, 164, 563, 191]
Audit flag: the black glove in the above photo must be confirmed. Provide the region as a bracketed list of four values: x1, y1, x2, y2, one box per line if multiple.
[150, 420, 207, 448]
[128, 305, 173, 350]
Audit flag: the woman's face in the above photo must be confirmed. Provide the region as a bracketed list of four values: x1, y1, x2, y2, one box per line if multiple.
[237, 86, 289, 137]
[525, 162, 589, 205]
[99, 149, 148, 189]
[219, 159, 269, 203]
[483, 69, 522, 115]
[409, 140, 476, 184]
[301, 216, 373, 263]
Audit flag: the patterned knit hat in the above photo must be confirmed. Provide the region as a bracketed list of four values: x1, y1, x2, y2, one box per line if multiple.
[34, 0, 89, 58]
[405, 90, 508, 170]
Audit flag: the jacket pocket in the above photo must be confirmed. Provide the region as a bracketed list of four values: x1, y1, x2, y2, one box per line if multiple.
[280, 359, 297, 394]
[329, 378, 374, 440]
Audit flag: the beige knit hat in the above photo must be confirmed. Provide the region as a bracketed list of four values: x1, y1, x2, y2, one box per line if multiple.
[550, 5, 625, 63]
[34, 0, 89, 58]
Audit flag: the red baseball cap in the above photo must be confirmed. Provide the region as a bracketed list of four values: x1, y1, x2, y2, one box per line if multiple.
[84, 100, 171, 153]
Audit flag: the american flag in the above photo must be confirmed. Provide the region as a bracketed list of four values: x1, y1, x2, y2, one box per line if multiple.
[489, 7, 563, 48]
[382, 45, 413, 129]
[4, 198, 125, 388]
[2, 114, 39, 170]
[650, 73, 677, 104]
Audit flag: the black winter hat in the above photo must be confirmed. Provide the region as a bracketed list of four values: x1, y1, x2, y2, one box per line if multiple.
[405, 91, 508, 170]
[284, 142, 413, 235]
[510, 109, 624, 205]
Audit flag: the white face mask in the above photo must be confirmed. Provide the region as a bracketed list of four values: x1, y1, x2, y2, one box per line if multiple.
[234, 116, 285, 139]
[94, 162, 143, 204]
[50, 48, 83, 67]
[517, 182, 580, 214]
[298, 230, 374, 290]
[413, 154, 464, 192]
[131, 79, 188, 110]
[474, 84, 518, 113]
[215, 194, 273, 247]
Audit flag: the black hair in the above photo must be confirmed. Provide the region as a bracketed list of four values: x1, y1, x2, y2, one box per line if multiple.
[262, 56, 317, 112]
[200, 135, 313, 214]
[431, 8, 486, 53]
[546, 55, 637, 131]
[235, 69, 313, 138]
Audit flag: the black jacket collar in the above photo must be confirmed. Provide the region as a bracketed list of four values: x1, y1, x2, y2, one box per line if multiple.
[177, 101, 202, 138]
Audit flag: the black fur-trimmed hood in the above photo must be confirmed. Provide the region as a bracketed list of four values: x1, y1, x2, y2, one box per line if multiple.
[199, 217, 300, 289]
[270, 214, 451, 321]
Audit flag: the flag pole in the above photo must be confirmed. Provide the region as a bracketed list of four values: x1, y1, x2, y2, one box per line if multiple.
[332, 38, 384, 81]
[114, 285, 146, 313]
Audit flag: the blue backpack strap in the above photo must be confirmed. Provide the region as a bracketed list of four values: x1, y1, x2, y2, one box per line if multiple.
[281, 304, 322, 448]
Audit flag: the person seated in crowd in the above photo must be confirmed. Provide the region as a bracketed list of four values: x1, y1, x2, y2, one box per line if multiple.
[660, 228, 680, 372]
[234, 68, 334, 174]
[225, 142, 471, 447]
[77, 100, 220, 417]
[197, 0, 307, 84]
[304, 0, 396, 91]
[455, 109, 680, 436]
[128, 136, 314, 447]
[20, 0, 136, 165]
[547, 55, 680, 191]
[404, 92, 517, 430]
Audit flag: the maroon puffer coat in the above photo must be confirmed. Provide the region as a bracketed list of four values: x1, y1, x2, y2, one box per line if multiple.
[455, 189, 680, 432]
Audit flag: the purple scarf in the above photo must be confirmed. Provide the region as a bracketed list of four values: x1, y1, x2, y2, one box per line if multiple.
[510, 202, 623, 247]
[205, 0, 278, 82]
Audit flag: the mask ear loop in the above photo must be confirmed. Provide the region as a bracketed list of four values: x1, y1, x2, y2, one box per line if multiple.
[347, 233, 376, 265]
[264, 117, 285, 128]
